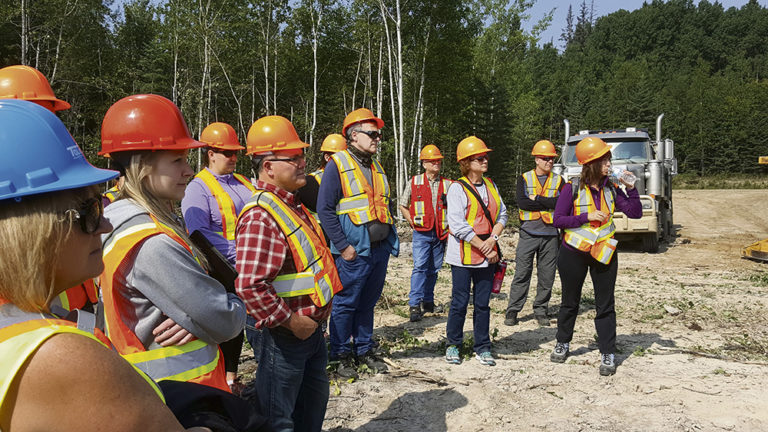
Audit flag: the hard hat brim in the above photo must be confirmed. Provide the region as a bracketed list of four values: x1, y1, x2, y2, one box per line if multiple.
[206, 142, 245, 151]
[580, 145, 611, 165]
[532, 150, 558, 157]
[247, 139, 309, 156]
[98, 136, 206, 156]
[1, 163, 118, 202]
[343, 117, 385, 137]
[457, 147, 493, 162]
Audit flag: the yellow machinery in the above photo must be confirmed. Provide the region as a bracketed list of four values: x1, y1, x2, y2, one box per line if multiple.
[742, 156, 768, 262]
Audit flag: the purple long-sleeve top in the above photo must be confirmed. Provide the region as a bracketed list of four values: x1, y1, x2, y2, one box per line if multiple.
[553, 178, 642, 249]
[181, 168, 255, 264]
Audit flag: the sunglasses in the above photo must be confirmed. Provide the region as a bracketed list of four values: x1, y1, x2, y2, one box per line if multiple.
[212, 149, 239, 158]
[65, 197, 104, 234]
[537, 157, 555, 162]
[356, 130, 383, 140]
[470, 155, 488, 162]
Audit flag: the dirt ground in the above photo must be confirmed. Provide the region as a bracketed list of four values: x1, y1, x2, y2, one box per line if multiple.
[243, 189, 768, 432]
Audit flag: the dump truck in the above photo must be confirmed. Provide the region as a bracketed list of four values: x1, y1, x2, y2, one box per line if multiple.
[741, 156, 768, 262]
[553, 114, 677, 252]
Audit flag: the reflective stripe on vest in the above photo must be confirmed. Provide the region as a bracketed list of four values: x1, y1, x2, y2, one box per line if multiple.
[103, 186, 119, 203]
[409, 174, 450, 240]
[457, 177, 502, 265]
[331, 150, 393, 225]
[194, 169, 256, 241]
[518, 170, 562, 224]
[240, 191, 342, 307]
[0, 302, 164, 405]
[310, 169, 324, 185]
[563, 183, 618, 264]
[52, 279, 99, 312]
[100, 215, 228, 392]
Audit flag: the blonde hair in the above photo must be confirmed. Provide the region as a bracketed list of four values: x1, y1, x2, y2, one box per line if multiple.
[0, 188, 88, 312]
[113, 151, 209, 271]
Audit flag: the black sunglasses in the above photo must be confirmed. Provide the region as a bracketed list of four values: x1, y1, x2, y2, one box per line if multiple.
[470, 155, 488, 162]
[537, 156, 555, 162]
[65, 197, 104, 234]
[212, 149, 239, 158]
[356, 130, 382, 140]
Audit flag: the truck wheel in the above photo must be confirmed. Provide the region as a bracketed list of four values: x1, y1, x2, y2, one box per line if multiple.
[643, 233, 660, 253]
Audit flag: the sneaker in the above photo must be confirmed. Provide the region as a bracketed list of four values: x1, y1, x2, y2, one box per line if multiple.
[475, 351, 496, 366]
[599, 353, 616, 376]
[422, 301, 444, 314]
[504, 311, 518, 326]
[550, 342, 569, 363]
[445, 345, 461, 365]
[409, 306, 423, 322]
[534, 314, 550, 327]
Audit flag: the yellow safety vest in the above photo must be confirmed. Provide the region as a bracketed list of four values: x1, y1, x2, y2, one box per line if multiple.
[518, 170, 562, 224]
[330, 150, 393, 225]
[0, 302, 164, 409]
[309, 169, 324, 185]
[103, 185, 120, 203]
[100, 215, 228, 392]
[563, 182, 619, 264]
[194, 169, 256, 241]
[457, 177, 502, 265]
[239, 190, 342, 307]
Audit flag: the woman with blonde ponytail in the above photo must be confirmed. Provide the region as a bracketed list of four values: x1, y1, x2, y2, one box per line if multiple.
[98, 95, 246, 392]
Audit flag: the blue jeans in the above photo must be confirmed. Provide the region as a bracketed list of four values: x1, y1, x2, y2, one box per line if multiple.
[254, 326, 328, 432]
[245, 315, 263, 359]
[446, 264, 495, 353]
[409, 229, 445, 307]
[329, 245, 390, 357]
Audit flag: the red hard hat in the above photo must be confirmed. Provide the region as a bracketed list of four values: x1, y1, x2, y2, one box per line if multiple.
[0, 65, 71, 112]
[100, 94, 204, 156]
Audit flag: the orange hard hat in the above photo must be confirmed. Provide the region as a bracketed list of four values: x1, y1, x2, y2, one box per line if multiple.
[200, 122, 244, 150]
[320, 133, 347, 153]
[246, 115, 309, 156]
[0, 65, 71, 112]
[342, 108, 384, 137]
[100, 94, 204, 156]
[456, 136, 492, 161]
[575, 137, 611, 165]
[419, 144, 444, 160]
[531, 140, 557, 157]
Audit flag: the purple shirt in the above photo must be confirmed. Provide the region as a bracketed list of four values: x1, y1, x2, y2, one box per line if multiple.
[181, 168, 255, 264]
[553, 178, 642, 250]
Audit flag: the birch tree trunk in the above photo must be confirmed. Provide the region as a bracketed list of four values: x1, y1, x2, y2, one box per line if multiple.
[309, 4, 322, 148]
[20, 0, 27, 65]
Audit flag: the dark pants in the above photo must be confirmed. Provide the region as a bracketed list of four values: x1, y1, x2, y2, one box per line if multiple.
[555, 246, 618, 354]
[220, 330, 244, 374]
[506, 231, 559, 316]
[253, 326, 329, 432]
[245, 315, 263, 360]
[329, 245, 390, 357]
[446, 264, 495, 353]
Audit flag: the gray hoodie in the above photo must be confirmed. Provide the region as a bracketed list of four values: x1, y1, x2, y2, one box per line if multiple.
[102, 199, 246, 348]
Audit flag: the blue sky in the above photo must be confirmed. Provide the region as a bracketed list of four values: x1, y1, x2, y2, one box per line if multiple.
[523, 0, 768, 49]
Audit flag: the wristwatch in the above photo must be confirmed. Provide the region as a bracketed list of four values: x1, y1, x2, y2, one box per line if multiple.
[492, 234, 499, 241]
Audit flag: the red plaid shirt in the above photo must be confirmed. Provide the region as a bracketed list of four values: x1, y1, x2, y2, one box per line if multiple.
[235, 180, 331, 329]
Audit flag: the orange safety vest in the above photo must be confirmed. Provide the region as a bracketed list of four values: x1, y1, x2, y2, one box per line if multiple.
[563, 181, 618, 264]
[331, 150, 393, 225]
[52, 279, 99, 312]
[99, 214, 229, 392]
[409, 173, 451, 240]
[103, 185, 120, 203]
[194, 169, 256, 241]
[518, 170, 563, 224]
[239, 190, 342, 307]
[0, 300, 164, 408]
[456, 177, 502, 265]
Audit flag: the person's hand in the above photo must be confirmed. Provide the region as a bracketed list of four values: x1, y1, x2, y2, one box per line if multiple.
[587, 211, 608, 223]
[284, 314, 318, 340]
[529, 194, 536, 201]
[486, 249, 499, 264]
[153, 318, 197, 347]
[479, 237, 496, 255]
[341, 245, 357, 261]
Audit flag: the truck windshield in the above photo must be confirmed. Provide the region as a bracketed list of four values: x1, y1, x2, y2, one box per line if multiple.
[562, 139, 649, 165]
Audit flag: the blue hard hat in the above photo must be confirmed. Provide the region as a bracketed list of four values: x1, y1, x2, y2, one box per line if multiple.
[0, 99, 118, 202]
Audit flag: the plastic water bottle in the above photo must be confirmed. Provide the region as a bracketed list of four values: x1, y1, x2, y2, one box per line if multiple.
[610, 167, 637, 186]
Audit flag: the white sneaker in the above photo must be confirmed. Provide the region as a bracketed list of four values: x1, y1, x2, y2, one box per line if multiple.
[599, 353, 616, 376]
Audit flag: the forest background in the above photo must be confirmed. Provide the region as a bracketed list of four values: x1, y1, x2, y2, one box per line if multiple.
[2, 0, 767, 205]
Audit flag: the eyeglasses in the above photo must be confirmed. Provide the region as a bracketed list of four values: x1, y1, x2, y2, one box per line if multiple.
[212, 149, 238, 158]
[470, 155, 488, 162]
[356, 130, 382, 140]
[65, 197, 104, 234]
[267, 155, 305, 166]
[537, 157, 555, 162]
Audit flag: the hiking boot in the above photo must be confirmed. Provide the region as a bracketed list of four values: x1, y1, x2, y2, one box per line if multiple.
[504, 311, 518, 326]
[535, 314, 551, 327]
[357, 351, 388, 373]
[550, 342, 569, 363]
[599, 353, 616, 376]
[445, 345, 461, 365]
[409, 306, 423, 322]
[422, 301, 444, 314]
[475, 351, 496, 366]
[329, 354, 358, 379]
